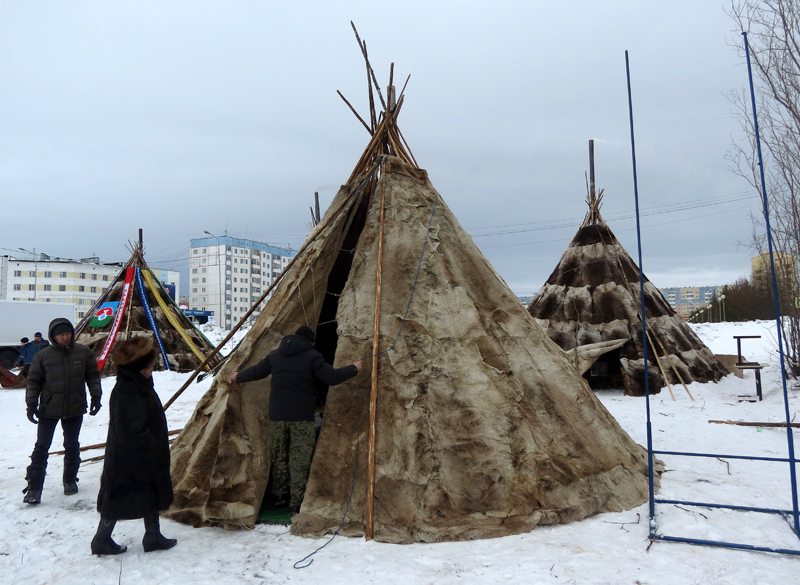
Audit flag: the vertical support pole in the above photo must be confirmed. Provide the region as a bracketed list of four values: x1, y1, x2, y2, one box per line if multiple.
[589, 139, 596, 199]
[366, 166, 387, 540]
[314, 192, 321, 224]
[625, 50, 656, 537]
[139, 228, 143, 247]
[743, 31, 799, 535]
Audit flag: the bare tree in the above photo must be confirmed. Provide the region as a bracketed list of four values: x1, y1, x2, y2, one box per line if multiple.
[727, 0, 800, 377]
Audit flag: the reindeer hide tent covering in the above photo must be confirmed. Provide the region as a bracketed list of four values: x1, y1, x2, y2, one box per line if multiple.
[165, 154, 659, 543]
[527, 211, 728, 397]
[74, 245, 222, 376]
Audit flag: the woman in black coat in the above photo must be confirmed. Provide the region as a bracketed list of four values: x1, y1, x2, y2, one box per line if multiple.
[91, 337, 177, 555]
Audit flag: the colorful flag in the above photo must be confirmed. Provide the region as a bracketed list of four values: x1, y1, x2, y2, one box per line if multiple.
[89, 302, 120, 327]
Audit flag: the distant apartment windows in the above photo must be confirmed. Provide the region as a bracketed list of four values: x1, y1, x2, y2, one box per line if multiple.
[192, 278, 198, 284]
[44, 271, 52, 278]
[202, 278, 206, 283]
[192, 288, 198, 293]
[28, 284, 35, 291]
[60, 271, 67, 278]
[192, 268, 198, 274]
[29, 271, 36, 277]
[201, 288, 206, 293]
[79, 273, 86, 279]
[234, 268, 238, 273]
[202, 248, 207, 254]
[14, 270, 21, 277]
[202, 258, 207, 264]
[192, 297, 198, 303]
[193, 249, 199, 255]
[13, 284, 21, 291]
[202, 296, 207, 302]
[192, 259, 198, 266]
[202, 268, 207, 273]
[92, 274, 97, 280]
[103, 275, 109, 281]
[59, 285, 66, 291]
[79, 286, 85, 292]
[91, 287, 97, 293]
[43, 284, 51, 291]
[78, 312, 85, 318]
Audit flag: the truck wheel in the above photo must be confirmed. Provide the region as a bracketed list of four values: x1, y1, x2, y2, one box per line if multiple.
[0, 350, 18, 369]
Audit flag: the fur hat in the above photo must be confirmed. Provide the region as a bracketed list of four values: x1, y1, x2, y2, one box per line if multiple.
[114, 337, 158, 371]
[34, 332, 43, 338]
[295, 326, 316, 343]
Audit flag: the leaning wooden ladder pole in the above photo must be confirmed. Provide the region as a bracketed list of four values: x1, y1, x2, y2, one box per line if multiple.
[366, 169, 387, 541]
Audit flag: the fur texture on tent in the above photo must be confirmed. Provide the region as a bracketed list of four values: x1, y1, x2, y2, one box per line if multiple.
[74, 244, 222, 376]
[527, 151, 728, 396]
[165, 53, 659, 541]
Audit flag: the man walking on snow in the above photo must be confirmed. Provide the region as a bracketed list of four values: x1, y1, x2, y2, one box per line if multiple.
[23, 318, 102, 504]
[229, 326, 361, 513]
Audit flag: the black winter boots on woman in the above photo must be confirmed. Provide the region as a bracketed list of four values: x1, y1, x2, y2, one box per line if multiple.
[91, 518, 127, 555]
[91, 514, 177, 555]
[142, 513, 177, 552]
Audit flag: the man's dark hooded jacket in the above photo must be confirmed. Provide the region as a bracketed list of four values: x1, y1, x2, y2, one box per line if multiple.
[236, 334, 358, 421]
[25, 318, 101, 419]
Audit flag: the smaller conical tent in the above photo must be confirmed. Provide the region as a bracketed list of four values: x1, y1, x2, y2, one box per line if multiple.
[74, 241, 223, 376]
[164, 38, 659, 544]
[527, 142, 728, 396]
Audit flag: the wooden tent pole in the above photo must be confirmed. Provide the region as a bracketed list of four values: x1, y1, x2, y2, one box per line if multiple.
[49, 429, 182, 456]
[366, 167, 387, 541]
[646, 330, 676, 401]
[161, 162, 378, 412]
[651, 331, 695, 401]
[589, 139, 596, 200]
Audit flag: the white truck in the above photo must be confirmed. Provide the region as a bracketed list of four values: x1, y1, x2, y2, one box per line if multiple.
[0, 300, 76, 368]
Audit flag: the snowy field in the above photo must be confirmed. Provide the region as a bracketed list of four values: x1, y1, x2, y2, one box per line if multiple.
[1, 320, 799, 584]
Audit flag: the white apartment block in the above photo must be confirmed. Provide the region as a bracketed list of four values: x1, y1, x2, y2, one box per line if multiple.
[2, 254, 122, 321]
[188, 237, 296, 330]
[1, 254, 180, 322]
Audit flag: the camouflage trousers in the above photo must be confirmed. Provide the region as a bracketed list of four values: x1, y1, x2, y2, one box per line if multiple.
[269, 419, 316, 507]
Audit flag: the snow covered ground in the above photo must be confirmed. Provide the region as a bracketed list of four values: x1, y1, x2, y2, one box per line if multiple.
[1, 321, 799, 584]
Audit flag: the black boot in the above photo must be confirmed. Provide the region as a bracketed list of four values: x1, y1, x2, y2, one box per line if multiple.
[63, 460, 80, 496]
[91, 518, 127, 555]
[142, 513, 177, 552]
[22, 464, 46, 505]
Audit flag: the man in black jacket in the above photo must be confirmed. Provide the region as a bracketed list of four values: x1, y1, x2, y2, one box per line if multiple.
[24, 318, 102, 504]
[229, 326, 361, 513]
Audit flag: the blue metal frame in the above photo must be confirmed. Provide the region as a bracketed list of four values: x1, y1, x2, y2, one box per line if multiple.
[625, 46, 800, 555]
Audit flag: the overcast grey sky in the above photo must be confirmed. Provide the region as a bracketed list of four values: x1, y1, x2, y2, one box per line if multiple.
[1, 1, 760, 296]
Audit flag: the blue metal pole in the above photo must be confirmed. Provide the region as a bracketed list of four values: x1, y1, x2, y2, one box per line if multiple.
[743, 31, 799, 535]
[625, 50, 656, 535]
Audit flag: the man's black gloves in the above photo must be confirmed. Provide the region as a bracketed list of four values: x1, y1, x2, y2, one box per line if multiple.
[89, 398, 101, 416]
[26, 408, 38, 424]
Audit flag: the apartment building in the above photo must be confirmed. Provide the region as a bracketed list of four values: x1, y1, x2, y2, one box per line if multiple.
[659, 285, 721, 318]
[188, 236, 296, 330]
[2, 254, 122, 321]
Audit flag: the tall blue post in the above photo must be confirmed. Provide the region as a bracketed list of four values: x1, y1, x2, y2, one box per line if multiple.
[742, 31, 799, 535]
[625, 50, 656, 536]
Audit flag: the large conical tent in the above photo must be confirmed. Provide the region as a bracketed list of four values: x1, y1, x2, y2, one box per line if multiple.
[165, 34, 658, 544]
[527, 142, 728, 397]
[74, 240, 223, 376]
